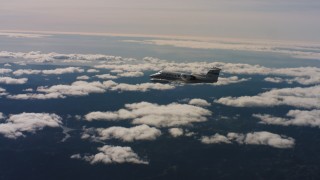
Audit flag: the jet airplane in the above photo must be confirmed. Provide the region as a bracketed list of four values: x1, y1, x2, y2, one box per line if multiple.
[150, 67, 221, 83]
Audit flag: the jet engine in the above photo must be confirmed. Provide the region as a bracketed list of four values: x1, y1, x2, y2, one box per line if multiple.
[181, 74, 196, 81]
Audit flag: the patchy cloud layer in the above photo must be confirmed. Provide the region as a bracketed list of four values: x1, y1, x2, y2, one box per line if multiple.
[0, 113, 62, 139]
[2, 50, 320, 85]
[13, 67, 84, 76]
[201, 131, 295, 148]
[85, 102, 212, 127]
[71, 145, 148, 164]
[83, 125, 161, 142]
[125, 39, 320, 60]
[216, 86, 320, 109]
[254, 109, 320, 128]
[8, 80, 175, 100]
[0, 51, 135, 63]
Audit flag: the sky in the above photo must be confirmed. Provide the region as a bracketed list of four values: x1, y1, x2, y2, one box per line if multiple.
[1, 0, 320, 41]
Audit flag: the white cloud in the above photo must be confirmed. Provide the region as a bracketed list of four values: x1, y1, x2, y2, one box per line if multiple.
[0, 112, 5, 119]
[168, 128, 184, 137]
[201, 133, 232, 144]
[106, 81, 175, 92]
[214, 76, 250, 86]
[0, 87, 8, 96]
[253, 109, 320, 128]
[72, 145, 148, 165]
[13, 69, 41, 76]
[117, 71, 144, 77]
[0, 68, 12, 74]
[0, 77, 28, 84]
[110, 69, 123, 73]
[215, 85, 320, 109]
[85, 124, 161, 142]
[241, 132, 295, 148]
[7, 93, 65, 100]
[23, 88, 33, 92]
[87, 69, 100, 73]
[201, 131, 295, 148]
[95, 74, 118, 79]
[4, 63, 11, 67]
[0, 32, 50, 38]
[38, 81, 106, 96]
[70, 154, 81, 159]
[264, 77, 285, 83]
[0, 112, 62, 139]
[76, 75, 90, 80]
[42, 67, 84, 75]
[188, 98, 211, 107]
[85, 101, 212, 127]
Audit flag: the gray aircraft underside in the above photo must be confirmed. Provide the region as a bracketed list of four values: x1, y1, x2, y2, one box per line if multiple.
[150, 67, 221, 83]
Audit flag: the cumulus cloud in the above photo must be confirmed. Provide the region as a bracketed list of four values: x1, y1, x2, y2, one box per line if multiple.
[13, 69, 41, 76]
[253, 109, 320, 128]
[0, 112, 5, 119]
[7, 93, 65, 100]
[201, 131, 295, 148]
[0, 113, 62, 139]
[264, 77, 286, 83]
[0, 68, 12, 74]
[4, 63, 11, 67]
[0, 87, 8, 96]
[85, 101, 212, 127]
[83, 125, 161, 142]
[87, 69, 100, 73]
[201, 133, 232, 144]
[37, 81, 106, 96]
[71, 145, 148, 164]
[188, 98, 211, 107]
[0, 77, 28, 84]
[215, 85, 320, 109]
[108, 81, 175, 92]
[42, 67, 84, 75]
[117, 71, 144, 77]
[76, 75, 90, 80]
[168, 128, 184, 137]
[214, 76, 250, 86]
[95, 74, 118, 79]
[240, 132, 295, 148]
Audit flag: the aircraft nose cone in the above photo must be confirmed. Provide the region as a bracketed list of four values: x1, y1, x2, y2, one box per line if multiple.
[150, 74, 157, 78]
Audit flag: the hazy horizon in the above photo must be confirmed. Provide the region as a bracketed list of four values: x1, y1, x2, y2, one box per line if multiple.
[1, 0, 320, 42]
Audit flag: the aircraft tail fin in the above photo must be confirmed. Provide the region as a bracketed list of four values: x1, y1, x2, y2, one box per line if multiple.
[206, 67, 221, 76]
[206, 67, 221, 82]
